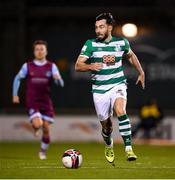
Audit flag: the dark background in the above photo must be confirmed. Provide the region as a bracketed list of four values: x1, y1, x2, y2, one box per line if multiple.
[0, 0, 175, 114]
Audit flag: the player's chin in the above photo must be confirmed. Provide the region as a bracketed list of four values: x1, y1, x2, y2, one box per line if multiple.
[36, 56, 45, 60]
[97, 36, 104, 41]
[97, 35, 105, 41]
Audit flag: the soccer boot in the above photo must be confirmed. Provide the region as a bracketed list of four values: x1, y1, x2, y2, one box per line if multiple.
[126, 149, 137, 161]
[39, 151, 47, 160]
[105, 145, 115, 163]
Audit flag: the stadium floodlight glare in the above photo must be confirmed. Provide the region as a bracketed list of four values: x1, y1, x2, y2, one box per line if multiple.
[122, 23, 138, 37]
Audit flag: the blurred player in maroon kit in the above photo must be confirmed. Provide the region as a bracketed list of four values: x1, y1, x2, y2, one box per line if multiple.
[12, 40, 64, 160]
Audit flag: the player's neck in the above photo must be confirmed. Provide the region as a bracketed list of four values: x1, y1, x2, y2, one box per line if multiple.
[34, 59, 47, 66]
[104, 34, 112, 43]
[34, 58, 46, 62]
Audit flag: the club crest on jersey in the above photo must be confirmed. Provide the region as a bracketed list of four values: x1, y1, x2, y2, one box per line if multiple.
[46, 71, 52, 77]
[115, 45, 121, 51]
[103, 55, 115, 66]
[30, 72, 34, 76]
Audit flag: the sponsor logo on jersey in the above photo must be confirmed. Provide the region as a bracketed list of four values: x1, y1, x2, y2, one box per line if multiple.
[31, 77, 49, 83]
[103, 55, 115, 66]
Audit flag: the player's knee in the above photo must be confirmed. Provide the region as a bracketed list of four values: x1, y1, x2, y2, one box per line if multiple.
[32, 118, 43, 129]
[116, 106, 126, 117]
[32, 123, 41, 129]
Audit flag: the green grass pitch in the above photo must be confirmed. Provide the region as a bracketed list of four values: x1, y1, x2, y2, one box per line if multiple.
[0, 142, 175, 179]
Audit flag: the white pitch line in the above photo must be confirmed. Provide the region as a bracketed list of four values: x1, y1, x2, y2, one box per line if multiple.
[23, 166, 98, 169]
[118, 167, 175, 169]
[22, 166, 175, 169]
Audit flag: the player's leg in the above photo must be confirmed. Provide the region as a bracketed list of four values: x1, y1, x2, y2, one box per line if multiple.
[39, 106, 54, 160]
[114, 97, 137, 161]
[39, 120, 51, 160]
[100, 118, 113, 147]
[93, 93, 115, 163]
[29, 110, 43, 137]
[114, 98, 131, 148]
[32, 117, 43, 129]
[100, 118, 115, 163]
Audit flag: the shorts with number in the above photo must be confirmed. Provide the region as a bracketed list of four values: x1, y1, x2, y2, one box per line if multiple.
[93, 83, 127, 121]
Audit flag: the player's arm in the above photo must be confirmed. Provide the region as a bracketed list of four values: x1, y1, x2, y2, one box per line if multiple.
[12, 63, 28, 104]
[123, 38, 145, 89]
[75, 55, 103, 72]
[52, 63, 64, 87]
[75, 40, 103, 72]
[126, 50, 145, 89]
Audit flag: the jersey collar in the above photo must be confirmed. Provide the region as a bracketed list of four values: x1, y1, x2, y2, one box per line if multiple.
[33, 59, 47, 66]
[96, 36, 114, 44]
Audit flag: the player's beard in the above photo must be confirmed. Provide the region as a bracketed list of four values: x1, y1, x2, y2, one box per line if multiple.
[96, 31, 109, 42]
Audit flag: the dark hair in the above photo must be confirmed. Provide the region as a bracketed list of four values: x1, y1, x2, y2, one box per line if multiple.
[33, 40, 48, 50]
[96, 12, 115, 26]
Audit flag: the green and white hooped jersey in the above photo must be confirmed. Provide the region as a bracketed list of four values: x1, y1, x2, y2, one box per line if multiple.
[80, 36, 130, 94]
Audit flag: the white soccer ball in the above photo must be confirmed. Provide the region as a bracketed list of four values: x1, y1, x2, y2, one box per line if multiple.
[62, 149, 83, 169]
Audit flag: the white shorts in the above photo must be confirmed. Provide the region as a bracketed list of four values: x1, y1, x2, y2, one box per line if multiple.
[93, 83, 127, 121]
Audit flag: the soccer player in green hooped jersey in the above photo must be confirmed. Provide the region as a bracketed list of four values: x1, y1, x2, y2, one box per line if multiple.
[75, 13, 145, 164]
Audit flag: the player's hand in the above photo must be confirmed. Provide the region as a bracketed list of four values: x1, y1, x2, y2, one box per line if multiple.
[53, 74, 64, 88]
[136, 72, 145, 89]
[13, 96, 20, 104]
[90, 63, 103, 71]
[59, 78, 64, 87]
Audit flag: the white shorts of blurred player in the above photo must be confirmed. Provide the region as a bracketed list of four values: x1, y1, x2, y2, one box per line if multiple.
[93, 83, 127, 121]
[29, 112, 54, 124]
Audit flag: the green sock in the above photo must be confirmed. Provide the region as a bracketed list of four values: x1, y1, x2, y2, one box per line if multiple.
[118, 114, 132, 148]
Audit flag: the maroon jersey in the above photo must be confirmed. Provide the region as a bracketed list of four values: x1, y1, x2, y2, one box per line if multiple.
[26, 61, 54, 117]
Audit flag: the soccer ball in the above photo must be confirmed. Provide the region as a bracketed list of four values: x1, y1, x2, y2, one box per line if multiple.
[62, 149, 83, 169]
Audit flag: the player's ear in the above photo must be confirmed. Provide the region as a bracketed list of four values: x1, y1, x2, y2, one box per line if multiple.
[108, 25, 113, 32]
